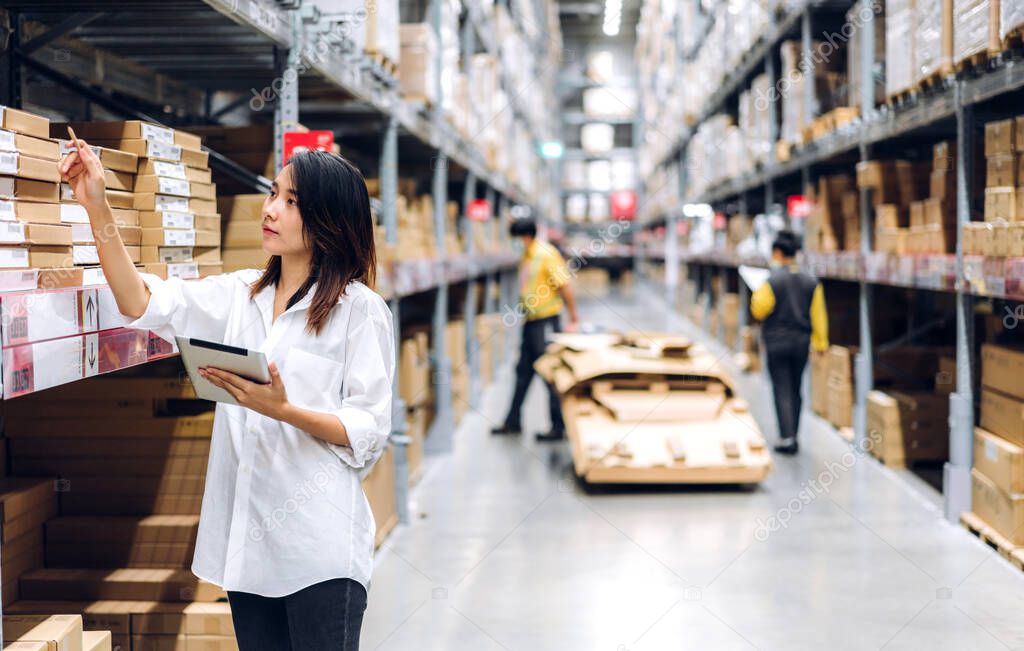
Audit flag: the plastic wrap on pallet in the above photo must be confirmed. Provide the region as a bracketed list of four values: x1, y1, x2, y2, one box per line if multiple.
[847, 0, 887, 108]
[885, 0, 915, 98]
[439, 0, 461, 117]
[954, 0, 998, 64]
[1002, 0, 1024, 40]
[314, 0, 399, 64]
[398, 24, 438, 104]
[914, 0, 952, 82]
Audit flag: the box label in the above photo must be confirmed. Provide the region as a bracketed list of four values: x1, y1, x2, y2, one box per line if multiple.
[141, 123, 175, 145]
[61, 183, 76, 201]
[60, 204, 89, 224]
[71, 223, 94, 243]
[0, 130, 16, 152]
[162, 211, 194, 229]
[0, 221, 26, 243]
[147, 141, 182, 161]
[159, 246, 194, 262]
[0, 200, 15, 221]
[163, 229, 196, 246]
[153, 161, 187, 180]
[73, 245, 100, 265]
[155, 195, 189, 212]
[0, 151, 18, 175]
[158, 178, 190, 196]
[82, 266, 107, 286]
[0, 246, 28, 268]
[167, 262, 199, 280]
[986, 439, 999, 462]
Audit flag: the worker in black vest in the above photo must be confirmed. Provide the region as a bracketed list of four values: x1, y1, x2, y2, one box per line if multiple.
[750, 231, 829, 455]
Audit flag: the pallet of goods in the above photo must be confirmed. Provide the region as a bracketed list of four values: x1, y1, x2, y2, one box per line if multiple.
[534, 332, 772, 485]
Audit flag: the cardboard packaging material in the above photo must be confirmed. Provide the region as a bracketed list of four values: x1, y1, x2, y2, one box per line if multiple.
[972, 468, 1024, 545]
[981, 389, 1024, 447]
[866, 390, 949, 465]
[0, 107, 50, 139]
[133, 194, 216, 215]
[83, 630, 112, 651]
[0, 177, 58, 203]
[2, 614, 83, 651]
[975, 427, 1024, 495]
[0, 153, 60, 183]
[87, 140, 208, 169]
[399, 331, 431, 407]
[0, 131, 60, 161]
[981, 343, 1024, 400]
[18, 568, 225, 603]
[985, 187, 1016, 221]
[58, 121, 202, 150]
[987, 153, 1018, 188]
[137, 160, 211, 183]
[361, 448, 397, 548]
[985, 118, 1016, 157]
[216, 195, 264, 222]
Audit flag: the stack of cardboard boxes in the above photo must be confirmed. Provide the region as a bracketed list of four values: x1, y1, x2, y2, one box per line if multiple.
[58, 121, 222, 280]
[397, 195, 440, 259]
[866, 390, 950, 467]
[4, 613, 113, 651]
[904, 142, 958, 254]
[805, 175, 853, 253]
[475, 313, 503, 387]
[857, 158, 930, 254]
[973, 344, 1024, 547]
[217, 194, 266, 273]
[964, 118, 1024, 257]
[0, 479, 59, 607]
[825, 345, 856, 430]
[446, 319, 470, 422]
[188, 125, 274, 194]
[399, 24, 438, 105]
[399, 327, 432, 483]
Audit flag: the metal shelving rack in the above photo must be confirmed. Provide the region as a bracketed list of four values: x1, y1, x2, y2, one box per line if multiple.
[635, 0, 1024, 523]
[0, 0, 553, 544]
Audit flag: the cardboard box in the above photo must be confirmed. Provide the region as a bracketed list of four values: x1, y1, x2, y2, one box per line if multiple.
[2, 614, 83, 651]
[110, 208, 140, 227]
[0, 177, 58, 203]
[0, 200, 59, 223]
[985, 187, 1016, 221]
[930, 169, 956, 200]
[0, 153, 60, 183]
[981, 388, 1024, 447]
[974, 427, 1024, 495]
[101, 169, 134, 193]
[1, 108, 49, 139]
[95, 146, 138, 173]
[972, 467, 1024, 544]
[924, 197, 954, 227]
[399, 331, 431, 407]
[141, 229, 219, 248]
[61, 184, 133, 209]
[131, 634, 238, 651]
[138, 213, 218, 231]
[222, 221, 262, 249]
[133, 194, 216, 215]
[87, 140, 208, 169]
[361, 448, 396, 548]
[866, 390, 949, 464]
[134, 177, 215, 201]
[981, 343, 1024, 400]
[59, 121, 201, 150]
[83, 631, 111, 651]
[217, 195, 264, 222]
[909, 201, 926, 227]
[140, 246, 220, 265]
[5, 600, 132, 638]
[4, 641, 49, 651]
[987, 153, 1018, 188]
[0, 131, 60, 161]
[985, 118, 1016, 157]
[131, 602, 233, 636]
[142, 262, 221, 280]
[221, 248, 266, 271]
[137, 159, 211, 183]
[18, 568, 224, 602]
[399, 24, 439, 103]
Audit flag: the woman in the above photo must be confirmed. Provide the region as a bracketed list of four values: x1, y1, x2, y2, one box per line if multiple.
[59, 142, 394, 650]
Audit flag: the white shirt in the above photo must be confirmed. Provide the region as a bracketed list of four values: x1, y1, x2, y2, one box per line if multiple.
[125, 269, 395, 597]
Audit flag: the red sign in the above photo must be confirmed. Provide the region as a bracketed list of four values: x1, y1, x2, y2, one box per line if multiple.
[283, 130, 334, 165]
[713, 212, 727, 230]
[788, 195, 813, 220]
[467, 199, 492, 221]
[610, 191, 637, 219]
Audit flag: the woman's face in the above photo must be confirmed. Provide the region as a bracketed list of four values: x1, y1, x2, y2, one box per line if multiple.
[262, 164, 307, 257]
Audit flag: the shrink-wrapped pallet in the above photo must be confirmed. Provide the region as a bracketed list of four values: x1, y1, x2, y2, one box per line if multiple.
[885, 0, 915, 98]
[1002, 0, 1024, 40]
[954, 0, 999, 65]
[913, 0, 952, 81]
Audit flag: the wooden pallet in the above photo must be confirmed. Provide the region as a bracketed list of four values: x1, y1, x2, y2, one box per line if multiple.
[402, 95, 433, 110]
[961, 512, 1024, 571]
[367, 51, 398, 78]
[916, 64, 954, 92]
[954, 48, 999, 74]
[1004, 24, 1024, 50]
[886, 87, 918, 108]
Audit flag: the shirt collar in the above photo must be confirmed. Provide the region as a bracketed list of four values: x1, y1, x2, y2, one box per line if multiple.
[252, 281, 318, 333]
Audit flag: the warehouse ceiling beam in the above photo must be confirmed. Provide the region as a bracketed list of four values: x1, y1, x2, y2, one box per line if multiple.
[18, 11, 101, 54]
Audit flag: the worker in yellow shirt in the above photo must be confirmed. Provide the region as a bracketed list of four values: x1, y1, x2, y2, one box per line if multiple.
[492, 219, 580, 442]
[750, 230, 829, 455]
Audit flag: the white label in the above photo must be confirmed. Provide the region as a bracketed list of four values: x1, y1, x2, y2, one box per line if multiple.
[986, 440, 999, 462]
[158, 246, 193, 262]
[82, 266, 107, 286]
[59, 139, 74, 157]
[60, 204, 89, 224]
[164, 229, 196, 246]
[71, 223, 94, 243]
[158, 178, 190, 196]
[61, 183, 76, 201]
[153, 161, 187, 180]
[0, 246, 28, 268]
[0, 151, 18, 175]
[0, 177, 13, 198]
[155, 195, 189, 212]
[73, 245, 100, 265]
[0, 200, 15, 221]
[141, 123, 174, 145]
[146, 141, 182, 162]
[0, 222, 26, 244]
[167, 262, 199, 280]
[161, 211, 194, 229]
[0, 130, 16, 152]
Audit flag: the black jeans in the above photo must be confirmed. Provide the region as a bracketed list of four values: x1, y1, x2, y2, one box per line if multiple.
[504, 315, 565, 432]
[227, 578, 367, 651]
[766, 341, 810, 443]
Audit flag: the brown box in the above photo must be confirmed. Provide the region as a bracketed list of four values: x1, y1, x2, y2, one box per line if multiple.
[934, 140, 956, 171]
[3, 614, 83, 651]
[18, 568, 224, 602]
[981, 343, 1024, 401]
[930, 169, 955, 200]
[133, 194, 216, 215]
[875, 204, 904, 229]
[217, 195, 264, 222]
[924, 197, 955, 227]
[95, 146, 138, 173]
[399, 24, 438, 103]
[223, 221, 262, 249]
[975, 427, 1024, 495]
[24, 224, 72, 246]
[361, 448, 396, 548]
[103, 169, 135, 192]
[88, 140, 208, 169]
[82, 631, 111, 651]
[131, 602, 233, 636]
[60, 121, 202, 150]
[140, 246, 220, 265]
[972, 468, 1024, 544]
[399, 331, 431, 407]
[221, 248, 266, 271]
[985, 118, 1016, 157]
[6, 132, 60, 161]
[985, 187, 1016, 221]
[988, 153, 1018, 188]
[0, 178, 58, 203]
[866, 390, 949, 464]
[0, 201, 60, 224]
[909, 201, 926, 227]
[1, 108, 49, 139]
[138, 213, 219, 232]
[0, 154, 61, 183]
[137, 159, 211, 183]
[981, 389, 1024, 447]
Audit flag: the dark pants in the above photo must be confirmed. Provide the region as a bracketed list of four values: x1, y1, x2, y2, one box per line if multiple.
[504, 315, 565, 432]
[765, 341, 810, 443]
[227, 578, 367, 651]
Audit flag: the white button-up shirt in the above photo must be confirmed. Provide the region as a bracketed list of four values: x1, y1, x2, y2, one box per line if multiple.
[125, 269, 395, 597]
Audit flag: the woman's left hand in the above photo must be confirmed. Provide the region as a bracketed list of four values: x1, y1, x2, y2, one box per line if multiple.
[200, 363, 290, 419]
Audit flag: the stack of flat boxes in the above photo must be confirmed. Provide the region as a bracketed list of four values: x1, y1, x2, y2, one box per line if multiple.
[805, 175, 851, 253]
[1, 375, 237, 651]
[3, 613, 113, 651]
[826, 345, 855, 429]
[397, 195, 439, 260]
[57, 121, 221, 280]
[218, 195, 266, 273]
[964, 118, 1024, 257]
[0, 107, 79, 281]
[0, 479, 60, 607]
[446, 319, 470, 422]
[859, 159, 930, 254]
[973, 344, 1024, 545]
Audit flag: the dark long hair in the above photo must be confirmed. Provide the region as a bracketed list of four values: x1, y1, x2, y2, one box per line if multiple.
[249, 150, 376, 335]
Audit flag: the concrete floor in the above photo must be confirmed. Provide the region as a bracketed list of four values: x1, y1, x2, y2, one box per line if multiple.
[363, 282, 1024, 651]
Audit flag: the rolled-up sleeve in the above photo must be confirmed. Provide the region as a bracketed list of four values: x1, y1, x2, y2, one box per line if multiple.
[330, 294, 395, 469]
[125, 272, 244, 345]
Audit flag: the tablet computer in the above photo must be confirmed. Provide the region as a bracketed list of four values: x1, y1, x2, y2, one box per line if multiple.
[175, 336, 271, 405]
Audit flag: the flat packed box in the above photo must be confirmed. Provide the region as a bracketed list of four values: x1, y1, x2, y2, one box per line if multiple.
[102, 169, 134, 192]
[930, 169, 955, 200]
[924, 197, 954, 227]
[61, 184, 133, 210]
[140, 246, 220, 264]
[0, 223, 72, 246]
[0, 131, 59, 160]
[88, 140, 208, 169]
[137, 159, 211, 183]
[0, 201, 60, 224]
[981, 343, 1024, 400]
[73, 244, 141, 265]
[972, 467, 1024, 545]
[141, 229, 219, 247]
[134, 176, 215, 200]
[0, 177, 58, 202]
[984, 187, 1016, 221]
[83, 630, 111, 651]
[70, 224, 142, 245]
[142, 262, 222, 280]
[57, 140, 138, 173]
[981, 388, 1024, 447]
[0, 245, 71, 268]
[139, 212, 218, 232]
[18, 568, 225, 602]
[223, 221, 262, 248]
[133, 194, 216, 214]
[0, 153, 61, 183]
[59, 120, 202, 150]
[0, 107, 49, 139]
[2, 614, 83, 651]
[217, 195, 264, 221]
[222, 248, 266, 270]
[975, 426, 1024, 495]
[985, 118, 1016, 157]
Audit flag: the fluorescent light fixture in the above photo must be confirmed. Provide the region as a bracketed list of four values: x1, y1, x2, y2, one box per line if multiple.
[540, 141, 564, 159]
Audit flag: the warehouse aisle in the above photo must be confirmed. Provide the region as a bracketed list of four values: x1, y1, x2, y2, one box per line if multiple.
[363, 282, 1024, 651]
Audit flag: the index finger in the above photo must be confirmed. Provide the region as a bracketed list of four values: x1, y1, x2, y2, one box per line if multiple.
[205, 367, 252, 391]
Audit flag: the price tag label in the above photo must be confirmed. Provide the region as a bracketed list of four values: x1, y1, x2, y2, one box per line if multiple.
[141, 123, 174, 145]
[0, 151, 19, 175]
[153, 161, 187, 180]
[167, 262, 199, 280]
[0, 200, 16, 221]
[0, 222, 26, 244]
[0, 246, 28, 268]
[162, 211, 194, 229]
[155, 195, 190, 212]
[147, 141, 182, 162]
[164, 229, 196, 246]
[60, 204, 89, 224]
[158, 178, 190, 196]
[158, 246, 194, 263]
[0, 130, 16, 152]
